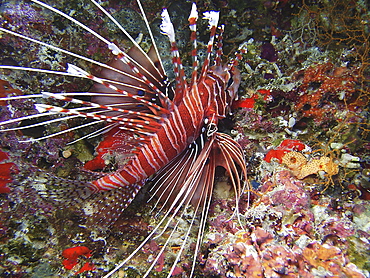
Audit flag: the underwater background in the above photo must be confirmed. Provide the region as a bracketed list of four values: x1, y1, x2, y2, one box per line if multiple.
[0, 0, 369, 277]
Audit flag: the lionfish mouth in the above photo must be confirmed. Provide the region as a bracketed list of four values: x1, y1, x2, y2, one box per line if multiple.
[0, 0, 248, 277]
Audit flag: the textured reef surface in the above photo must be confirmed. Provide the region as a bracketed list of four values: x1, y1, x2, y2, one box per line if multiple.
[0, 0, 369, 277]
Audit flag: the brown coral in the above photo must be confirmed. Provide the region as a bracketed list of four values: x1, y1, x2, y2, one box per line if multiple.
[295, 62, 358, 123]
[302, 243, 366, 278]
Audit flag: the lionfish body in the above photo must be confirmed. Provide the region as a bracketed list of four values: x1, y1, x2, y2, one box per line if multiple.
[0, 0, 247, 276]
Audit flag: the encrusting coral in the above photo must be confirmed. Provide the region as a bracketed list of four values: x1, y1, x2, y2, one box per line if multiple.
[263, 140, 340, 181]
[281, 151, 307, 172]
[203, 170, 368, 278]
[281, 151, 339, 180]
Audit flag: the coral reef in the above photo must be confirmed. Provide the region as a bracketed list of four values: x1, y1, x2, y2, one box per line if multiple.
[203, 171, 369, 278]
[0, 0, 369, 277]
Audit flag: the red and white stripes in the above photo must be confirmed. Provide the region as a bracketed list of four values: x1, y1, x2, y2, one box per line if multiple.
[160, 8, 188, 100]
[188, 3, 199, 85]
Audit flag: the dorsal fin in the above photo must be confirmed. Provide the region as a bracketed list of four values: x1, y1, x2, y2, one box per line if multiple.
[200, 10, 220, 80]
[188, 3, 199, 86]
[160, 8, 188, 103]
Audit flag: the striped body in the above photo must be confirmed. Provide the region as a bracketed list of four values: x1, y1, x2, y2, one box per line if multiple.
[90, 66, 241, 222]
[92, 65, 237, 191]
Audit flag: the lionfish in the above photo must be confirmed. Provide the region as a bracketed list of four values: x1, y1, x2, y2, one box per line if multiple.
[0, 0, 247, 276]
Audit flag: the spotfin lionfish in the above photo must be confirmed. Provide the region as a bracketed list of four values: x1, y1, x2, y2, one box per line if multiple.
[0, 0, 248, 276]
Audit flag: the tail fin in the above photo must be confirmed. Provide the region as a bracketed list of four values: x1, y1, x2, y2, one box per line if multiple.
[30, 172, 96, 206]
[30, 171, 146, 228]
